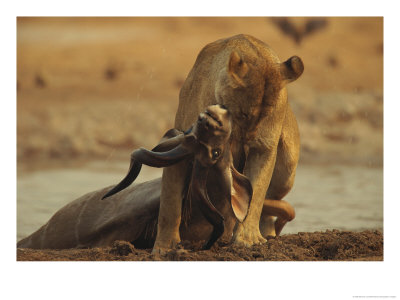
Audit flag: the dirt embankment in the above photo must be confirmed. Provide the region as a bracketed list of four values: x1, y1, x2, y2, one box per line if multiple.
[17, 230, 383, 261]
[17, 17, 383, 168]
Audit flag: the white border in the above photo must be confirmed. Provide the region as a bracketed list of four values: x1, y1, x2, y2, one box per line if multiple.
[3, 1, 399, 299]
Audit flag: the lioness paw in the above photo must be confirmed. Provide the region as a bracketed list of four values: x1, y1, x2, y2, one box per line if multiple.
[233, 225, 267, 247]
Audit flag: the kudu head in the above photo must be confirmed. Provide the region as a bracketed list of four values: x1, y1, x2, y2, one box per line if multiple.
[102, 104, 252, 249]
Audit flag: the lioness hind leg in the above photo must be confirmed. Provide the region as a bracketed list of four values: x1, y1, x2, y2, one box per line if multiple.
[260, 105, 299, 238]
[261, 198, 296, 237]
[260, 178, 296, 238]
[259, 215, 277, 238]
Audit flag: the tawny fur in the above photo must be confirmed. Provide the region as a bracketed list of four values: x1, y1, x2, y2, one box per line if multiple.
[154, 34, 303, 252]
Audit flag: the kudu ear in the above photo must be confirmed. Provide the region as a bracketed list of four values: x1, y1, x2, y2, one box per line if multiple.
[230, 165, 252, 222]
[228, 51, 249, 88]
[280, 56, 304, 85]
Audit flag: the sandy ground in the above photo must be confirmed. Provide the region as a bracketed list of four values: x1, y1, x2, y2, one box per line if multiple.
[17, 230, 383, 261]
[16, 17, 383, 261]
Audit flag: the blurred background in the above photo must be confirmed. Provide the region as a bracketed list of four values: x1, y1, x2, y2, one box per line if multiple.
[17, 17, 383, 241]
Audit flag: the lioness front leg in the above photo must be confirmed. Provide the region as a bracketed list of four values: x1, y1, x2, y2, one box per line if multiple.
[233, 147, 277, 246]
[152, 160, 188, 254]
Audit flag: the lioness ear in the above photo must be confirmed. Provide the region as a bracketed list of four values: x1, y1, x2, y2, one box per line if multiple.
[228, 51, 249, 87]
[230, 165, 252, 222]
[280, 56, 304, 85]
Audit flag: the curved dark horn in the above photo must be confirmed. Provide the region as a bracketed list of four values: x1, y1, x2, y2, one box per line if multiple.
[188, 160, 224, 250]
[149, 134, 184, 153]
[133, 144, 191, 168]
[152, 129, 184, 152]
[102, 144, 192, 200]
[101, 159, 142, 199]
[159, 128, 182, 142]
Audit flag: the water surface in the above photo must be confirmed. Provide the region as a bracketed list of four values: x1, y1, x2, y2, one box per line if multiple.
[17, 161, 383, 241]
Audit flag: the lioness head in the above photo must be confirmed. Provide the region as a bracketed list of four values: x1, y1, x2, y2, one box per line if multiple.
[214, 34, 304, 141]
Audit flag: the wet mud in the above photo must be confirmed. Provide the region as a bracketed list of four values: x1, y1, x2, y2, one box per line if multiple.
[17, 230, 383, 261]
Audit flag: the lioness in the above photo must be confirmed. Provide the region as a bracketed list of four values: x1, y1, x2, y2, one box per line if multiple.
[154, 34, 303, 252]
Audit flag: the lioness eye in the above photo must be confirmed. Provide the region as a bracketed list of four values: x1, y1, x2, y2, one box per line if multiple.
[212, 149, 221, 160]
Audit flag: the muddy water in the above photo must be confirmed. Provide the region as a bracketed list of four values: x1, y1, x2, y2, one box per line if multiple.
[16, 162, 383, 241]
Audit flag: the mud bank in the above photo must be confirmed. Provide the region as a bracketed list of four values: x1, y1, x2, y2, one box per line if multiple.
[17, 230, 383, 261]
